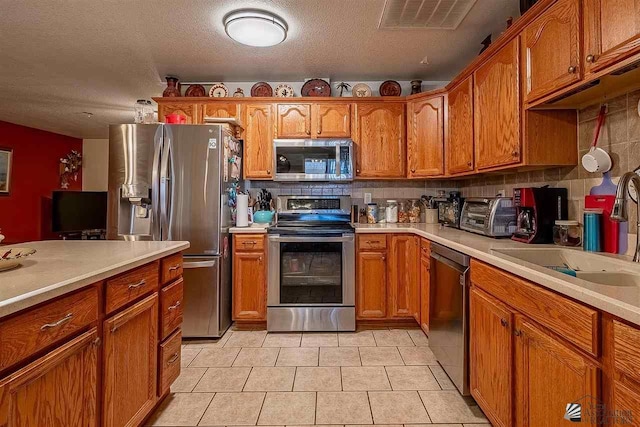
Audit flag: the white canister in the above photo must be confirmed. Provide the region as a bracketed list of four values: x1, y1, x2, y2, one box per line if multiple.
[385, 200, 398, 223]
[425, 208, 438, 224]
[236, 194, 249, 227]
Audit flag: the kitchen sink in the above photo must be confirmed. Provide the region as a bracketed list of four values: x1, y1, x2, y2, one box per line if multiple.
[491, 247, 640, 287]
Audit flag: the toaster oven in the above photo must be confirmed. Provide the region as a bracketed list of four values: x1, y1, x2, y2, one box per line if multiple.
[460, 197, 517, 237]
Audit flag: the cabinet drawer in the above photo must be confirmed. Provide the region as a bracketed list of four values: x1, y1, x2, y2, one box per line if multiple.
[0, 286, 98, 371]
[470, 260, 599, 357]
[106, 261, 159, 314]
[613, 320, 640, 381]
[159, 329, 182, 396]
[161, 253, 183, 285]
[234, 235, 265, 251]
[358, 234, 387, 250]
[160, 278, 184, 340]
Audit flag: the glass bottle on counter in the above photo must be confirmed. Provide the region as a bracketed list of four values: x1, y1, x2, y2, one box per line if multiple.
[385, 200, 398, 223]
[398, 200, 409, 223]
[408, 199, 421, 223]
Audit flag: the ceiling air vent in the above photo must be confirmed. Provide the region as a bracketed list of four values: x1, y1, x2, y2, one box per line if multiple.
[378, 0, 477, 29]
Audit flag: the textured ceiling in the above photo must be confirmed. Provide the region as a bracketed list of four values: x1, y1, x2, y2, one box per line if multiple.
[0, 0, 519, 138]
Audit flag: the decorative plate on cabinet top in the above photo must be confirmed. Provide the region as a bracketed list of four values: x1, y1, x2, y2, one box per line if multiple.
[301, 79, 331, 97]
[209, 83, 229, 98]
[379, 80, 402, 96]
[185, 84, 206, 97]
[251, 82, 273, 97]
[352, 83, 372, 97]
[275, 84, 294, 97]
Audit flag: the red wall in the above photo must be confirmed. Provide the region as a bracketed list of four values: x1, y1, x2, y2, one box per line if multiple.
[0, 121, 82, 244]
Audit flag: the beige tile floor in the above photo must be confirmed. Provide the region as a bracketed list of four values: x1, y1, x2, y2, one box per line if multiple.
[146, 327, 490, 427]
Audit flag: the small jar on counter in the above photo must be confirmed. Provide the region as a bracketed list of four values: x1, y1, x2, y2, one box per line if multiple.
[553, 220, 582, 247]
[398, 201, 409, 223]
[408, 199, 421, 223]
[385, 200, 398, 223]
[366, 203, 379, 224]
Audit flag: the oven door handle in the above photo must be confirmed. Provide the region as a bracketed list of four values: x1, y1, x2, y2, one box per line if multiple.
[268, 234, 354, 243]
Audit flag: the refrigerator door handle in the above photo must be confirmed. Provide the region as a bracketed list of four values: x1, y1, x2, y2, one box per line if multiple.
[151, 130, 163, 241]
[160, 136, 171, 240]
[183, 260, 217, 269]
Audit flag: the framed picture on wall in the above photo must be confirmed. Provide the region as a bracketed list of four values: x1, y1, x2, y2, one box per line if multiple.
[0, 148, 12, 194]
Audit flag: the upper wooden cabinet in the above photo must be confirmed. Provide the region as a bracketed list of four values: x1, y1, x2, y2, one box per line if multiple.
[158, 102, 201, 124]
[469, 287, 514, 427]
[353, 103, 406, 178]
[523, 0, 582, 103]
[243, 103, 275, 179]
[583, 0, 640, 74]
[202, 102, 239, 120]
[277, 104, 312, 138]
[407, 96, 445, 178]
[474, 38, 521, 171]
[446, 76, 474, 175]
[314, 103, 351, 138]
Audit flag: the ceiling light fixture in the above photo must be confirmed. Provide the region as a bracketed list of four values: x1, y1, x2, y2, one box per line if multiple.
[224, 10, 287, 47]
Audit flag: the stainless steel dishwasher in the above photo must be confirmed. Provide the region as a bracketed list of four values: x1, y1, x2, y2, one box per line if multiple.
[428, 242, 471, 395]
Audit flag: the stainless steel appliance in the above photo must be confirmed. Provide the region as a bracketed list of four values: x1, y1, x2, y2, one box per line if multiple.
[273, 139, 353, 181]
[267, 196, 355, 331]
[460, 197, 517, 237]
[438, 191, 465, 228]
[429, 242, 471, 395]
[108, 124, 242, 337]
[512, 187, 568, 244]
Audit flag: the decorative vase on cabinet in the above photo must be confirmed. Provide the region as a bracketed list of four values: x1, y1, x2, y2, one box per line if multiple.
[163, 77, 181, 97]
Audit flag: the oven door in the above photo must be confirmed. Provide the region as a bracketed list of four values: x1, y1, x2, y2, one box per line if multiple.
[268, 234, 355, 307]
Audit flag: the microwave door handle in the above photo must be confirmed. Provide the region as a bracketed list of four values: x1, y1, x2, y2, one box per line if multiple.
[335, 144, 341, 177]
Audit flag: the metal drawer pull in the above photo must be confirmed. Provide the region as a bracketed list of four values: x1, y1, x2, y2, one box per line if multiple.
[128, 279, 147, 290]
[500, 318, 508, 328]
[242, 241, 257, 245]
[167, 352, 179, 364]
[168, 301, 181, 311]
[168, 264, 181, 271]
[41, 313, 73, 330]
[365, 240, 381, 244]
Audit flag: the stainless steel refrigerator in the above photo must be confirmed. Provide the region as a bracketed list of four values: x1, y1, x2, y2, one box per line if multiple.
[107, 124, 242, 337]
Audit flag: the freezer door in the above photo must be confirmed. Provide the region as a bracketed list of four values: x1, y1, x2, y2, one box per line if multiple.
[182, 256, 228, 337]
[163, 125, 223, 255]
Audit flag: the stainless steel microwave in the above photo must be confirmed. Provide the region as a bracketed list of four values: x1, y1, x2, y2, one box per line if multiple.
[273, 139, 354, 182]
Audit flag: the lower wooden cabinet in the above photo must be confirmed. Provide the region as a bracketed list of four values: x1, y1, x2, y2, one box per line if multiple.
[232, 234, 267, 321]
[103, 294, 158, 427]
[469, 287, 514, 427]
[0, 328, 99, 426]
[356, 251, 388, 319]
[514, 315, 599, 427]
[356, 234, 420, 321]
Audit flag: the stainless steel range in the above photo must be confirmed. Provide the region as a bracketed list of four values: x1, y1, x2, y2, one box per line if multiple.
[267, 196, 355, 332]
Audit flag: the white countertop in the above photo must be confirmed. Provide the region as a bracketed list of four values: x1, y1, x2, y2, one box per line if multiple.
[230, 224, 270, 233]
[230, 222, 640, 326]
[0, 240, 189, 318]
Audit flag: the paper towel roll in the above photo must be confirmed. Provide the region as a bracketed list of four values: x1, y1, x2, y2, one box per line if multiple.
[236, 194, 249, 227]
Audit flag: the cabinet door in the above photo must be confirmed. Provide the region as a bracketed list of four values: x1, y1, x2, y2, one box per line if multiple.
[103, 294, 158, 427]
[314, 103, 351, 138]
[612, 380, 640, 426]
[354, 103, 406, 178]
[356, 251, 387, 319]
[419, 253, 430, 332]
[524, 0, 581, 102]
[233, 251, 267, 320]
[202, 103, 239, 119]
[469, 287, 514, 427]
[158, 103, 201, 124]
[244, 103, 275, 179]
[408, 96, 444, 177]
[447, 76, 474, 175]
[388, 235, 420, 318]
[277, 104, 312, 138]
[474, 38, 521, 170]
[514, 316, 599, 427]
[0, 328, 98, 427]
[583, 0, 640, 74]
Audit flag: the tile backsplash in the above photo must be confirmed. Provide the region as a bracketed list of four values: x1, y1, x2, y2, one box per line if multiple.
[458, 88, 640, 236]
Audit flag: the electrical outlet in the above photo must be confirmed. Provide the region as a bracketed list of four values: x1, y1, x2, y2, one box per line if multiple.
[497, 189, 506, 197]
[364, 193, 372, 204]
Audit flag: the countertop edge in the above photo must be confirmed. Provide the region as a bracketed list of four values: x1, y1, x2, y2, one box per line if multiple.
[0, 242, 189, 319]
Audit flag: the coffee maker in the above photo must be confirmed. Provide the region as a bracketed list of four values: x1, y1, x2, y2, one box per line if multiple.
[512, 187, 568, 244]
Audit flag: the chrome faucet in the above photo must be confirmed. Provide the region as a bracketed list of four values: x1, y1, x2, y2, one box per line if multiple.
[611, 171, 640, 262]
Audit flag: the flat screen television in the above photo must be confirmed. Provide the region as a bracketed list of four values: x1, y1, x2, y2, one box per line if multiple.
[52, 191, 108, 233]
